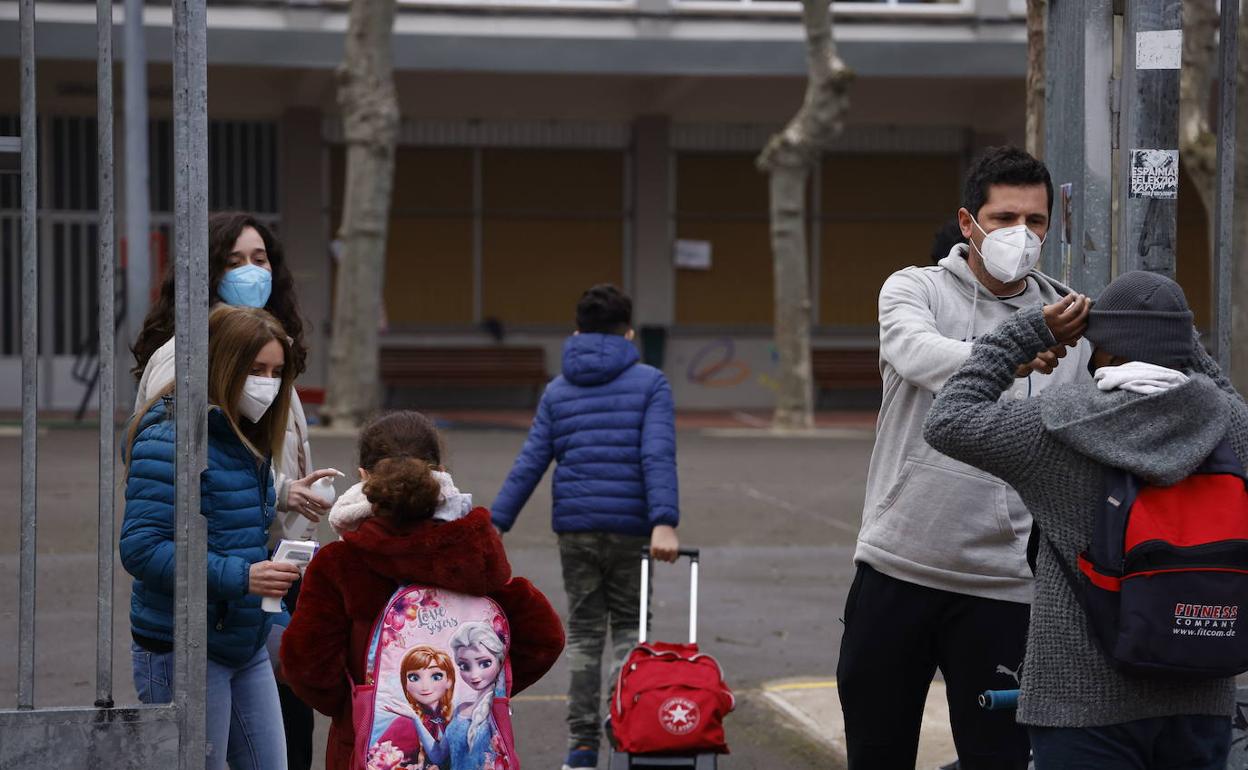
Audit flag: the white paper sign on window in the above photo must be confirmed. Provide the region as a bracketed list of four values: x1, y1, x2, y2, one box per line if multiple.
[674, 239, 712, 270]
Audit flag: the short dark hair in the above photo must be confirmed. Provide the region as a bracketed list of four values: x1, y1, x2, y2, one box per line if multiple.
[961, 146, 1053, 221]
[576, 284, 632, 334]
[929, 218, 967, 265]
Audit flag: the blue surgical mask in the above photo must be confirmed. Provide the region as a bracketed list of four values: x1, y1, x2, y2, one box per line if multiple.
[217, 264, 272, 308]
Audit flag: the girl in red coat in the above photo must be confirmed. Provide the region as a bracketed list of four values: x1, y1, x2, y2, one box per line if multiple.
[280, 410, 565, 770]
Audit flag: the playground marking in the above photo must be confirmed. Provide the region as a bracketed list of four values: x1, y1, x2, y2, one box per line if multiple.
[512, 693, 568, 703]
[763, 679, 837, 693]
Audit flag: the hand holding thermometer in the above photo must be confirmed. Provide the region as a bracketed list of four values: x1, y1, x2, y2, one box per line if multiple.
[261, 538, 319, 613]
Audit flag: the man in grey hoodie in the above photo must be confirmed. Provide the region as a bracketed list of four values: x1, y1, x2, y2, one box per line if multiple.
[925, 270, 1244, 768]
[838, 147, 1092, 769]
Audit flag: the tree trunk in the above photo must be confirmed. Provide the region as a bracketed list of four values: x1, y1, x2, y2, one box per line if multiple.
[767, 167, 815, 430]
[323, 0, 399, 428]
[1178, 0, 1219, 246]
[756, 0, 852, 432]
[1025, 0, 1046, 159]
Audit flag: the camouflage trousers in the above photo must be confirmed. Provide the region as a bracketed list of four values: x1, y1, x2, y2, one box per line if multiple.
[558, 531, 650, 751]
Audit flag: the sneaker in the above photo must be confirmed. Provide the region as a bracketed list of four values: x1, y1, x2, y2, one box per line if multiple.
[561, 745, 599, 770]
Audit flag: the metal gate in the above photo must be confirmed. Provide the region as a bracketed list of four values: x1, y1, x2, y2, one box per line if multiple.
[0, 0, 210, 765]
[0, 115, 280, 413]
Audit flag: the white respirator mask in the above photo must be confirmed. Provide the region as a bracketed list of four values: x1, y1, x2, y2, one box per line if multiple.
[970, 217, 1045, 283]
[238, 376, 281, 423]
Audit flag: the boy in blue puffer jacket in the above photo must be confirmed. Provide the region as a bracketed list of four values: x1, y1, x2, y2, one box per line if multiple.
[492, 284, 680, 770]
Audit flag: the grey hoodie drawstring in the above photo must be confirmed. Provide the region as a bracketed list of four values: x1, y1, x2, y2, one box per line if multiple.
[964, 281, 979, 344]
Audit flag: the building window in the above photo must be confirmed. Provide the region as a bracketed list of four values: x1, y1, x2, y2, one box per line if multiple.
[332, 145, 627, 329]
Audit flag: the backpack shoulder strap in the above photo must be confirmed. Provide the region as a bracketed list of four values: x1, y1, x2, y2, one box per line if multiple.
[364, 583, 410, 678]
[1196, 437, 1246, 479]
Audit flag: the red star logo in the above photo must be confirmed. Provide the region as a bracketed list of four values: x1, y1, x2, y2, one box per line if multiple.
[658, 696, 700, 736]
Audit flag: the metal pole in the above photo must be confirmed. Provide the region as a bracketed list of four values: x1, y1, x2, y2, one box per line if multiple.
[1042, 0, 1114, 296]
[17, 0, 38, 713]
[95, 0, 117, 711]
[124, 0, 151, 377]
[1213, 0, 1240, 374]
[1118, 1, 1183, 277]
[171, 0, 209, 764]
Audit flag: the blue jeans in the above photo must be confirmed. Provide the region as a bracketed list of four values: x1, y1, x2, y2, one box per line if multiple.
[1030, 715, 1231, 770]
[132, 642, 288, 770]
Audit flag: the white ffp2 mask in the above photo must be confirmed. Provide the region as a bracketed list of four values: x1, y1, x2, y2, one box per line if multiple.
[238, 376, 281, 423]
[970, 217, 1045, 283]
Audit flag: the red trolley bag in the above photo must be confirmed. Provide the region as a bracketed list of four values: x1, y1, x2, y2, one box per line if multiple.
[609, 547, 734, 770]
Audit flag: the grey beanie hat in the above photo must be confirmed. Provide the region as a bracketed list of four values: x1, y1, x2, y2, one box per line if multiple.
[1084, 270, 1193, 368]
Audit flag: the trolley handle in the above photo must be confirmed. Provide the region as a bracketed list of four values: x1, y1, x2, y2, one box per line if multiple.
[641, 546, 701, 560]
[639, 546, 700, 645]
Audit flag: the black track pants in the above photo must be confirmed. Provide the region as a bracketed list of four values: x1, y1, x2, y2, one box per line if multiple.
[836, 563, 1032, 770]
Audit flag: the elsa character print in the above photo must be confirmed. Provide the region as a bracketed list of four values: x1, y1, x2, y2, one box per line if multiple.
[447, 622, 508, 769]
[377, 646, 455, 769]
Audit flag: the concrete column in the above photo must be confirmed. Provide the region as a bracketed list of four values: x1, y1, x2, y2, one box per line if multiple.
[631, 115, 674, 328]
[279, 108, 329, 389]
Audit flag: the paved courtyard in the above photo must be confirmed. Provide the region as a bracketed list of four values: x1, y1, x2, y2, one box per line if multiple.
[0, 419, 877, 768]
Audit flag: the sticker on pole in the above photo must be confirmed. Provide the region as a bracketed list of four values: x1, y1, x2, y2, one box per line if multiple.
[1129, 149, 1178, 199]
[1135, 30, 1182, 70]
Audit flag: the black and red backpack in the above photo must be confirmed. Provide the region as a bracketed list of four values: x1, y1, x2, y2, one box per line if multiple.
[1048, 438, 1248, 679]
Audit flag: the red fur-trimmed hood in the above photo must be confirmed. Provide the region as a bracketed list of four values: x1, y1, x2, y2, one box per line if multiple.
[338, 508, 512, 595]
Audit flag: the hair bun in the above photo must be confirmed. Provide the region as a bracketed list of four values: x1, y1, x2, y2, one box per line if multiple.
[362, 456, 441, 522]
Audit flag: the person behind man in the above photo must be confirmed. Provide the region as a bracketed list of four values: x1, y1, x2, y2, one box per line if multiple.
[924, 271, 1245, 769]
[837, 146, 1092, 769]
[491, 284, 681, 770]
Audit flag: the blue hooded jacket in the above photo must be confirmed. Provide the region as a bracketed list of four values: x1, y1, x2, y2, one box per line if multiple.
[492, 333, 679, 536]
[120, 398, 283, 667]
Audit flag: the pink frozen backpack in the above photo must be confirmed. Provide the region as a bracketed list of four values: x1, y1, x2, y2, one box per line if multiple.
[351, 585, 519, 770]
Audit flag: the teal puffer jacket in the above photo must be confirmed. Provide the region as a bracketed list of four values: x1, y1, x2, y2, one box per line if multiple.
[120, 398, 283, 667]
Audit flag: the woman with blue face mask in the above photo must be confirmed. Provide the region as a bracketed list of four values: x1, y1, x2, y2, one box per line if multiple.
[130, 211, 333, 770]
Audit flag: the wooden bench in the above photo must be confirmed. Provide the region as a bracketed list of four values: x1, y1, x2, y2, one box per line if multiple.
[379, 346, 548, 407]
[812, 348, 882, 394]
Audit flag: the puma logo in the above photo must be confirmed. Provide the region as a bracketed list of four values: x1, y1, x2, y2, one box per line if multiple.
[995, 663, 1021, 686]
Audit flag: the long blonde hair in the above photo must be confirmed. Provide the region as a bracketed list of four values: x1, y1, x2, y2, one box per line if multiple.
[449, 622, 506, 747]
[126, 305, 294, 465]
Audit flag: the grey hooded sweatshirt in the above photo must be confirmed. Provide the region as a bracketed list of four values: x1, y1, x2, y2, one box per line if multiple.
[856, 246, 1091, 604]
[925, 306, 1246, 727]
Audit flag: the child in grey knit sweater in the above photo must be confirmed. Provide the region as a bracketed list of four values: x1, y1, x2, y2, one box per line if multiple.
[924, 271, 1247, 770]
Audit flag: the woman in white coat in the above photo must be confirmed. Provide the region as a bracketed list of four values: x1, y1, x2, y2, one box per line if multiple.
[130, 211, 334, 770]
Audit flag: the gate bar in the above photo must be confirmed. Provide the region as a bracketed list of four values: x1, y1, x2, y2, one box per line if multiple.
[95, 0, 117, 710]
[17, 0, 38, 713]
[1213, 0, 1239, 373]
[124, 0, 150, 372]
[171, 0, 210, 764]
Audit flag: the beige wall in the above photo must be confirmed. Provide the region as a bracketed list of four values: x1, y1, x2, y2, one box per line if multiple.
[2, 56, 1217, 333]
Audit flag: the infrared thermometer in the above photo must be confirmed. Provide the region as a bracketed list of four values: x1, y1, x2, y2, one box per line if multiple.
[261, 538, 318, 613]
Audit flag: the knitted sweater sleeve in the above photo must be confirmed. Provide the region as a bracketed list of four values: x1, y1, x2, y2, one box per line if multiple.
[924, 305, 1058, 489]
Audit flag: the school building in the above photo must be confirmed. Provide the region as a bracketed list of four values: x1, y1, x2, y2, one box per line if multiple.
[0, 0, 1215, 412]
